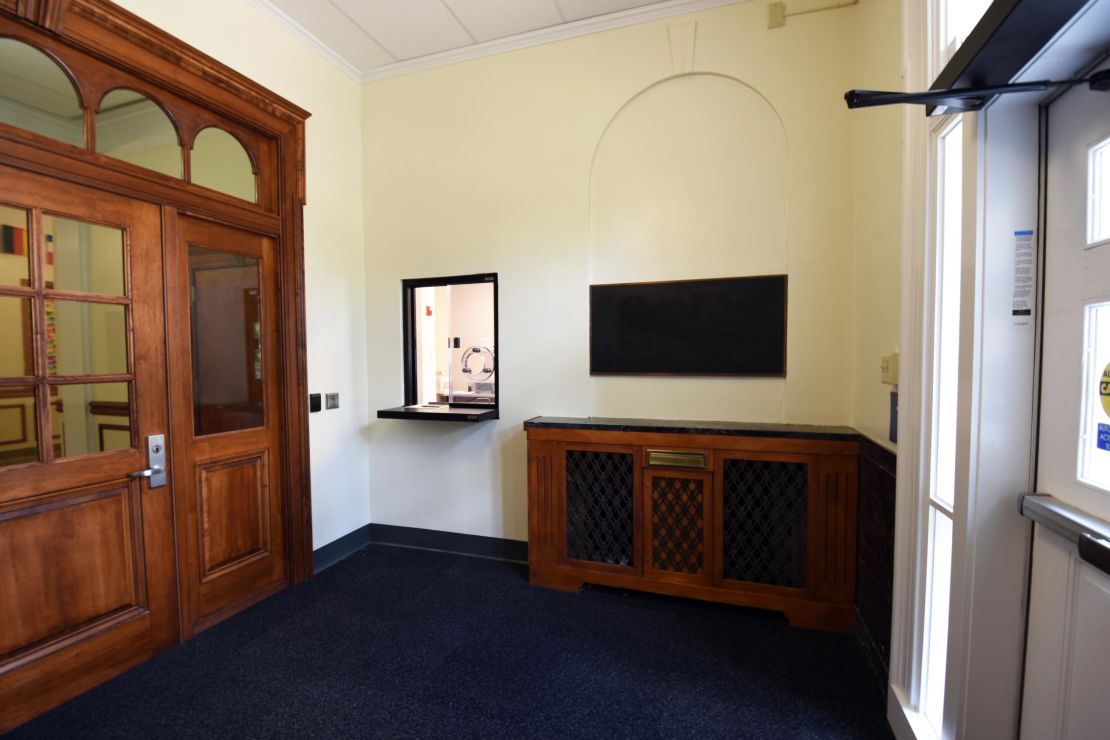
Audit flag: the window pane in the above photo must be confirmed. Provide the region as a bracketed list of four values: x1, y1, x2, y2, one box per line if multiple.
[48, 300, 128, 377]
[411, 281, 497, 406]
[1090, 137, 1110, 245]
[0, 387, 38, 468]
[932, 120, 963, 511]
[944, 0, 991, 54]
[0, 39, 85, 147]
[0, 296, 33, 377]
[54, 382, 130, 458]
[96, 90, 182, 179]
[43, 215, 126, 297]
[189, 245, 263, 436]
[1079, 301, 1110, 490]
[922, 508, 953, 736]
[1, 205, 30, 287]
[191, 128, 257, 203]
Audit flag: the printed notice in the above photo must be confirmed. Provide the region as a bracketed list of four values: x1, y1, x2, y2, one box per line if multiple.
[1013, 230, 1035, 328]
[1098, 423, 1110, 452]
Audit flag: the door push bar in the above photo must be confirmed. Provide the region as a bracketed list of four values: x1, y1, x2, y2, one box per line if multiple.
[1020, 492, 1110, 578]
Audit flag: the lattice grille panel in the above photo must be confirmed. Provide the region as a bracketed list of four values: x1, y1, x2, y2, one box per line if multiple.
[650, 476, 704, 574]
[565, 450, 634, 566]
[722, 459, 807, 587]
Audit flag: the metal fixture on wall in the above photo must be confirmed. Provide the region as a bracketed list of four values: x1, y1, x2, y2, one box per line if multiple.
[844, 69, 1110, 115]
[768, 0, 859, 30]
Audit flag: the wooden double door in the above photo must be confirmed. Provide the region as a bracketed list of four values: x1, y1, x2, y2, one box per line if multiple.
[0, 165, 288, 728]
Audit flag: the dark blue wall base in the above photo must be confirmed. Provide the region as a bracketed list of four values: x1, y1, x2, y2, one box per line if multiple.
[313, 525, 372, 573]
[313, 523, 529, 573]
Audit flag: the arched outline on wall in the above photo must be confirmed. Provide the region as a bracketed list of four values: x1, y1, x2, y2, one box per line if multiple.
[586, 71, 791, 278]
[93, 86, 184, 156]
[0, 35, 87, 141]
[585, 71, 793, 417]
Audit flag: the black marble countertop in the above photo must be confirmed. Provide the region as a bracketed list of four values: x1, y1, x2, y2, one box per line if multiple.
[523, 416, 859, 440]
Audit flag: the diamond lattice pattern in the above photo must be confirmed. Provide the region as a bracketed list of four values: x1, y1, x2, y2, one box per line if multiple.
[565, 450, 634, 565]
[651, 476, 704, 574]
[722, 459, 807, 587]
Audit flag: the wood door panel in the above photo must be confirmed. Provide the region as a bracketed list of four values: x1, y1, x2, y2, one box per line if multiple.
[170, 215, 286, 636]
[0, 483, 144, 660]
[0, 449, 142, 505]
[0, 164, 177, 731]
[197, 451, 271, 579]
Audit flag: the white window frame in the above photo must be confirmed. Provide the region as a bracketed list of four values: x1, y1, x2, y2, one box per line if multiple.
[1089, 134, 1110, 248]
[890, 2, 982, 738]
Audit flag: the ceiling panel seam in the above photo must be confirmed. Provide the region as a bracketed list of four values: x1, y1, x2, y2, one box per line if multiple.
[328, 0, 400, 61]
[440, 0, 478, 44]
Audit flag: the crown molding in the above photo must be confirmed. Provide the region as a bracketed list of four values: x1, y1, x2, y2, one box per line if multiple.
[246, 0, 750, 85]
[363, 0, 748, 83]
[244, 0, 363, 82]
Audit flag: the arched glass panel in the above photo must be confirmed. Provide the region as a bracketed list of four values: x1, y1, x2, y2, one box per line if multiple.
[0, 38, 84, 147]
[95, 89, 182, 179]
[191, 127, 257, 203]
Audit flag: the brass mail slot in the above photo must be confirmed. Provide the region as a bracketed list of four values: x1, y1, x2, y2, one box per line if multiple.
[645, 449, 708, 470]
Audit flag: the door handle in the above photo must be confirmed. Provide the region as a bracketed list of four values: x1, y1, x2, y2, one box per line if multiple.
[129, 466, 165, 479]
[131, 434, 167, 488]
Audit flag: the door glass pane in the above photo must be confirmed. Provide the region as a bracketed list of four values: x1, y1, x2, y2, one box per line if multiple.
[0, 38, 85, 147]
[54, 382, 131, 458]
[1079, 301, 1110, 492]
[0, 387, 38, 468]
[1090, 137, 1110, 246]
[1, 205, 30, 287]
[48, 300, 127, 376]
[189, 245, 263, 436]
[43, 215, 125, 296]
[0, 296, 33, 377]
[95, 89, 183, 179]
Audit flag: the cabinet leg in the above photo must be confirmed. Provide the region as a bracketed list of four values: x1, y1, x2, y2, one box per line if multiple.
[529, 568, 584, 592]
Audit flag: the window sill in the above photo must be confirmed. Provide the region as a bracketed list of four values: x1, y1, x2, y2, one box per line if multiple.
[376, 405, 498, 423]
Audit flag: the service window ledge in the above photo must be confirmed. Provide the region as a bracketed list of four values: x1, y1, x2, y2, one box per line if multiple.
[377, 406, 498, 422]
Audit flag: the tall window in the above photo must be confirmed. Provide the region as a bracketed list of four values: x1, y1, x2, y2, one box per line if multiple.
[920, 117, 964, 737]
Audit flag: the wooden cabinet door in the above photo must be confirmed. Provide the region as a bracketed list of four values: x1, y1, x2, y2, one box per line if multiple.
[0, 166, 176, 730]
[168, 216, 287, 636]
[715, 453, 812, 592]
[558, 444, 641, 575]
[643, 469, 713, 586]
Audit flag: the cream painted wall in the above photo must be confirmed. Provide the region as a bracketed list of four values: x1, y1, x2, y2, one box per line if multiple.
[850, 0, 903, 447]
[115, 0, 370, 549]
[362, 1, 898, 540]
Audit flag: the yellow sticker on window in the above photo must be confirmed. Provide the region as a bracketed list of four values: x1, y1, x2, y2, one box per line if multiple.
[1101, 363, 1110, 418]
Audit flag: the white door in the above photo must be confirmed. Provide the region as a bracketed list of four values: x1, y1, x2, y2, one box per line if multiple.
[1021, 58, 1110, 739]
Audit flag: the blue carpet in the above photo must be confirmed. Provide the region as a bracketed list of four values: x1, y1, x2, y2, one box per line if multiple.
[12, 545, 892, 739]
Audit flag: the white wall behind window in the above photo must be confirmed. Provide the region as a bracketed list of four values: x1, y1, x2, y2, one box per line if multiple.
[362, 1, 901, 540]
[114, 0, 371, 550]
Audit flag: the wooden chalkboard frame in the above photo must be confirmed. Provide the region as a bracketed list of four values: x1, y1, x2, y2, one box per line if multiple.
[589, 275, 787, 377]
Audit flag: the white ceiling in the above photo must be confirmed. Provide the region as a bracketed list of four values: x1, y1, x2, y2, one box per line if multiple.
[253, 0, 742, 82]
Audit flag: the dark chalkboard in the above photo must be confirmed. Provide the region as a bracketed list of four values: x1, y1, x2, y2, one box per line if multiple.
[590, 275, 787, 376]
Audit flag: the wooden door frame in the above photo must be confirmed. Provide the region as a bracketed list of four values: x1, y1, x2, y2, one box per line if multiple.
[0, 0, 314, 582]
